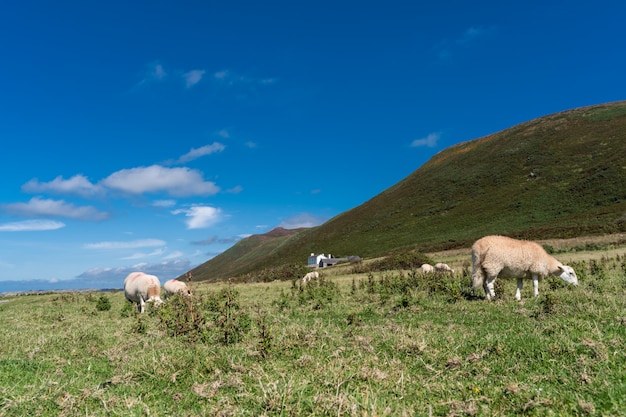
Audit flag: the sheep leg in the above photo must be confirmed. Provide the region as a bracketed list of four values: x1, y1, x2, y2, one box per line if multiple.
[485, 279, 496, 300]
[515, 279, 523, 301]
[139, 296, 146, 313]
[532, 275, 539, 298]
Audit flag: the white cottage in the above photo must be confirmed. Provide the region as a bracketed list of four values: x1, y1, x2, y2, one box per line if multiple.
[308, 253, 331, 268]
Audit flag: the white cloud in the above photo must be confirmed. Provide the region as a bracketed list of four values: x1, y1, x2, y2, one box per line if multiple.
[177, 142, 225, 163]
[1, 197, 110, 221]
[216, 129, 230, 138]
[245, 141, 257, 149]
[183, 69, 206, 88]
[22, 174, 102, 198]
[172, 206, 221, 229]
[278, 213, 327, 229]
[134, 62, 167, 89]
[0, 219, 65, 232]
[77, 259, 193, 285]
[411, 132, 440, 148]
[102, 165, 220, 197]
[214, 70, 229, 80]
[436, 26, 495, 60]
[213, 69, 277, 89]
[146, 62, 166, 81]
[152, 199, 177, 208]
[84, 239, 166, 250]
[121, 248, 165, 260]
[456, 26, 491, 46]
[225, 185, 243, 194]
[163, 251, 184, 260]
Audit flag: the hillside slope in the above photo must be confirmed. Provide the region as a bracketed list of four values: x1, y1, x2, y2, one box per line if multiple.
[188, 101, 626, 282]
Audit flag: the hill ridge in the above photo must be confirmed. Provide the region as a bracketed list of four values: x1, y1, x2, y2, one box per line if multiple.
[187, 101, 626, 282]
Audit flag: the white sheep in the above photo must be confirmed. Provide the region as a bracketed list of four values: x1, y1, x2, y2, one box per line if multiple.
[163, 279, 192, 299]
[471, 235, 578, 301]
[420, 263, 435, 273]
[434, 262, 455, 273]
[302, 271, 320, 283]
[124, 272, 163, 313]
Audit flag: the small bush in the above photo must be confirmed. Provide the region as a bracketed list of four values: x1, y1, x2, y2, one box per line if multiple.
[95, 295, 112, 312]
[368, 251, 433, 272]
[120, 301, 134, 318]
[240, 263, 309, 283]
[131, 316, 148, 335]
[298, 276, 340, 309]
[539, 292, 560, 315]
[157, 293, 207, 342]
[215, 285, 251, 344]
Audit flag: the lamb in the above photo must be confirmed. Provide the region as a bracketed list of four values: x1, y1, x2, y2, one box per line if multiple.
[163, 279, 192, 299]
[471, 235, 578, 301]
[302, 271, 320, 283]
[434, 262, 455, 273]
[124, 272, 163, 313]
[420, 263, 435, 273]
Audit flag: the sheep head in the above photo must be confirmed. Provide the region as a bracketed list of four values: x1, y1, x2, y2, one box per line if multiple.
[558, 265, 578, 286]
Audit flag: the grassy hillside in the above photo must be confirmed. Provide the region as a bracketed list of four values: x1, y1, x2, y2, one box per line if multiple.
[189, 101, 626, 281]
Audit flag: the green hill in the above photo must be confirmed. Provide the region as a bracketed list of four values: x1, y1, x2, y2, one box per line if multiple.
[187, 101, 626, 282]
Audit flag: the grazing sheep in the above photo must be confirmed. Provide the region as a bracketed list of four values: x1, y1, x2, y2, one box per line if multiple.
[471, 235, 578, 301]
[302, 271, 320, 283]
[163, 279, 192, 299]
[420, 263, 435, 273]
[434, 262, 455, 273]
[124, 272, 163, 313]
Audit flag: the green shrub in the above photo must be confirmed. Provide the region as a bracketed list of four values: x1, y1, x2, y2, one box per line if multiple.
[368, 251, 433, 272]
[298, 276, 340, 309]
[95, 295, 111, 311]
[240, 263, 309, 282]
[157, 293, 207, 342]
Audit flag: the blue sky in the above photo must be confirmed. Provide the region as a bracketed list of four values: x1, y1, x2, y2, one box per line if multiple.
[1, 0, 625, 292]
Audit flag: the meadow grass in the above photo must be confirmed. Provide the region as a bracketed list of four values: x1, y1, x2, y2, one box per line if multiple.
[1, 254, 625, 416]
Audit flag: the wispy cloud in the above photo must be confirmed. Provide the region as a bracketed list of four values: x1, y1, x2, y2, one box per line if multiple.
[176, 142, 225, 163]
[225, 185, 243, 194]
[163, 251, 184, 260]
[84, 239, 166, 250]
[183, 69, 206, 88]
[102, 165, 220, 197]
[135, 61, 167, 88]
[214, 70, 229, 80]
[76, 259, 193, 285]
[213, 69, 277, 89]
[245, 141, 258, 149]
[278, 213, 327, 229]
[121, 248, 166, 260]
[0, 219, 65, 232]
[191, 235, 241, 246]
[1, 197, 110, 221]
[152, 199, 177, 208]
[172, 205, 222, 229]
[436, 26, 495, 60]
[411, 132, 440, 148]
[456, 26, 491, 46]
[22, 174, 103, 198]
[216, 129, 230, 139]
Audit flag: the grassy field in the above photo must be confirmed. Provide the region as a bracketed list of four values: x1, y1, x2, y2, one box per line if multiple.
[1, 247, 626, 416]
